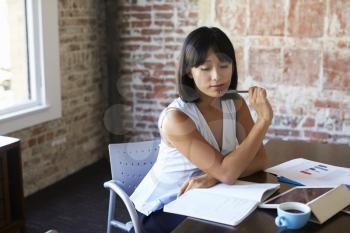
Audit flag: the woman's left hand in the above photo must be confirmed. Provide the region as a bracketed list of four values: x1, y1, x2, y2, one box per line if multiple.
[178, 173, 219, 197]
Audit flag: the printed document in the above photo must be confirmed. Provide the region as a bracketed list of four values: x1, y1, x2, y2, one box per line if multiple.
[163, 181, 279, 226]
[265, 158, 350, 186]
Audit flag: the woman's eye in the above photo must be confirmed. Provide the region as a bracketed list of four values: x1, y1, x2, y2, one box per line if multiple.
[220, 64, 229, 68]
[200, 67, 210, 71]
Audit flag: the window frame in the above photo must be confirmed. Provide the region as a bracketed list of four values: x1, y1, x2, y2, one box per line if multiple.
[0, 0, 61, 134]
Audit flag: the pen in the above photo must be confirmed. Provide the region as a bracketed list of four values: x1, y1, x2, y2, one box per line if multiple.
[277, 176, 304, 186]
[221, 90, 249, 100]
[226, 90, 249, 94]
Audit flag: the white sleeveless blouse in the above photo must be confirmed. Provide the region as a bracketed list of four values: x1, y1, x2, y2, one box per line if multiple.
[130, 97, 239, 216]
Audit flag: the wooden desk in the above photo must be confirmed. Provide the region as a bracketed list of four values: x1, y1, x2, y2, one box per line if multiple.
[172, 140, 350, 233]
[0, 136, 25, 233]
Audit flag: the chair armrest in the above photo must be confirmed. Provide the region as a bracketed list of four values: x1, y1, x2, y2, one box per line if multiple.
[104, 180, 131, 203]
[104, 180, 141, 233]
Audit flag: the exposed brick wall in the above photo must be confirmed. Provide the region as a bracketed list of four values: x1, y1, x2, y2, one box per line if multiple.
[114, 0, 350, 144]
[112, 0, 199, 141]
[8, 0, 108, 196]
[232, 0, 350, 143]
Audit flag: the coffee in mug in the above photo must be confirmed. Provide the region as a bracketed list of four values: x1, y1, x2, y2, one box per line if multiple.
[275, 202, 311, 229]
[284, 209, 304, 214]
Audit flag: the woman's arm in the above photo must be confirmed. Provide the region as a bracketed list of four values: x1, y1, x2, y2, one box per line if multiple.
[235, 95, 268, 177]
[162, 87, 273, 185]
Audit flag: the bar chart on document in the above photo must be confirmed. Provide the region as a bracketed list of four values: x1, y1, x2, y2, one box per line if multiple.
[265, 158, 350, 186]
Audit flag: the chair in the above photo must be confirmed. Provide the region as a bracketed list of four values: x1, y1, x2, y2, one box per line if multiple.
[103, 140, 160, 233]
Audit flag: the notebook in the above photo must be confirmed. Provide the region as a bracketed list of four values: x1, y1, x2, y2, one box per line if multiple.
[164, 181, 279, 226]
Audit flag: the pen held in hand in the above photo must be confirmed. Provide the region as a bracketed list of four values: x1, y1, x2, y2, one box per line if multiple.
[226, 90, 249, 94]
[221, 90, 248, 99]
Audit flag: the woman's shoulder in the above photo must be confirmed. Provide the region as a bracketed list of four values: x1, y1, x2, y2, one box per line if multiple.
[161, 98, 196, 134]
[160, 106, 196, 146]
[159, 97, 194, 126]
[168, 97, 193, 109]
[163, 98, 194, 125]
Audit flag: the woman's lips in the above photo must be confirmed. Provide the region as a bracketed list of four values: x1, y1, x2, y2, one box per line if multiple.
[210, 84, 225, 91]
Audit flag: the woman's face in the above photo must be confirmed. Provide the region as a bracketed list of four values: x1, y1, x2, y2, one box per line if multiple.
[189, 49, 232, 100]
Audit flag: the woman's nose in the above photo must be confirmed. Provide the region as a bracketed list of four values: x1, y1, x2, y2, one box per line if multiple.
[211, 69, 220, 81]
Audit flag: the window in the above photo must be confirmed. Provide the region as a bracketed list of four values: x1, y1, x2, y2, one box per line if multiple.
[0, 0, 61, 134]
[0, 0, 30, 112]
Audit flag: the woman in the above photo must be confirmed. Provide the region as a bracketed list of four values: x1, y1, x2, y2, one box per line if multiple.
[130, 26, 273, 233]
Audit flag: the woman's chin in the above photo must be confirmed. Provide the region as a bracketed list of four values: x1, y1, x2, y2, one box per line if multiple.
[212, 90, 226, 97]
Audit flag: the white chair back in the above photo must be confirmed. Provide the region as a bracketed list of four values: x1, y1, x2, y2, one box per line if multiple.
[108, 140, 160, 195]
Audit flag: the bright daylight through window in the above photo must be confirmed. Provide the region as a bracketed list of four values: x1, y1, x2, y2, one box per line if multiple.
[0, 0, 30, 113]
[0, 0, 61, 134]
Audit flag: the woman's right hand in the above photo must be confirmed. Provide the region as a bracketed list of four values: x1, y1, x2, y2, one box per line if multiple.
[248, 87, 273, 125]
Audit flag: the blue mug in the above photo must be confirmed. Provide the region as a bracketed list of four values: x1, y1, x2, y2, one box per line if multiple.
[275, 202, 311, 229]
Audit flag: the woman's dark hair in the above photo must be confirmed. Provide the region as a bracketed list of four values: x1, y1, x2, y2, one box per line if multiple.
[176, 27, 238, 102]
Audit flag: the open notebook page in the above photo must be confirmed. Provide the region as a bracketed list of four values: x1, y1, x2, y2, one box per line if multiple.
[164, 188, 257, 226]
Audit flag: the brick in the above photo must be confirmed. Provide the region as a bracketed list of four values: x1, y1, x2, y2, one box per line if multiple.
[304, 131, 331, 141]
[131, 20, 152, 27]
[323, 51, 350, 91]
[248, 48, 282, 83]
[268, 129, 300, 137]
[148, 124, 158, 129]
[28, 138, 37, 147]
[124, 45, 140, 51]
[46, 132, 54, 141]
[188, 12, 198, 18]
[287, 0, 324, 37]
[153, 4, 173, 11]
[165, 37, 175, 42]
[283, 49, 320, 86]
[175, 28, 186, 34]
[153, 53, 174, 59]
[129, 13, 151, 20]
[142, 77, 171, 83]
[327, 0, 350, 37]
[144, 62, 166, 70]
[248, 0, 285, 36]
[31, 126, 46, 136]
[337, 40, 350, 49]
[154, 21, 174, 27]
[165, 45, 181, 51]
[135, 115, 158, 122]
[68, 44, 80, 51]
[37, 135, 46, 144]
[136, 123, 146, 128]
[302, 118, 315, 127]
[215, 0, 247, 35]
[314, 100, 340, 109]
[155, 13, 173, 19]
[153, 70, 176, 76]
[141, 29, 162, 35]
[153, 85, 173, 92]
